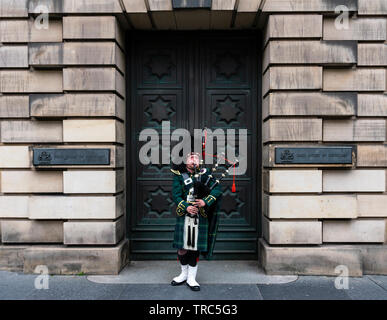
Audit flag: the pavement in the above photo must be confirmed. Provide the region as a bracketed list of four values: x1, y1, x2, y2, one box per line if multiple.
[0, 261, 387, 300]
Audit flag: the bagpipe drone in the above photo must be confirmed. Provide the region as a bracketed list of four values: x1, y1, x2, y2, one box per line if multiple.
[172, 127, 239, 199]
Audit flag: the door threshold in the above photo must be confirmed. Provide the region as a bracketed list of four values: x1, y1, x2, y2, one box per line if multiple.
[87, 260, 297, 284]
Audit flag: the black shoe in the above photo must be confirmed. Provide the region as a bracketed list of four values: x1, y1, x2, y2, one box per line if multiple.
[171, 279, 186, 286]
[186, 282, 200, 291]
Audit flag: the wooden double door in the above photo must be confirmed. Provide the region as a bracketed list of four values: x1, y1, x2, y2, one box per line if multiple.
[127, 31, 261, 260]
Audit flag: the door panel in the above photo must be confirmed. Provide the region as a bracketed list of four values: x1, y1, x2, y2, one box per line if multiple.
[202, 39, 253, 88]
[205, 90, 252, 130]
[136, 90, 184, 131]
[136, 41, 185, 89]
[128, 32, 260, 260]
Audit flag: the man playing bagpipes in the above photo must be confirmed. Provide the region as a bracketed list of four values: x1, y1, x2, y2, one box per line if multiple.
[170, 150, 236, 291]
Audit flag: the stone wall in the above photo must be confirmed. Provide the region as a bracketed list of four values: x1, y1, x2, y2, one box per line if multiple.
[0, 0, 386, 276]
[0, 0, 128, 274]
[261, 0, 387, 275]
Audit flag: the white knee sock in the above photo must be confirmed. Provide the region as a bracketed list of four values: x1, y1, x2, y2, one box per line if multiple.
[173, 264, 188, 283]
[187, 265, 200, 287]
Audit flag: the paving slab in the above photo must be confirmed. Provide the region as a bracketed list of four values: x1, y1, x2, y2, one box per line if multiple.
[257, 276, 351, 300]
[118, 284, 263, 300]
[88, 261, 298, 284]
[1, 269, 386, 300]
[0, 271, 36, 300]
[26, 278, 126, 300]
[0, 270, 126, 300]
[367, 275, 387, 291]
[345, 277, 387, 300]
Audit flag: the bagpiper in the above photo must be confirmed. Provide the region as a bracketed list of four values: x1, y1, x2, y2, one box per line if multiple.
[170, 152, 224, 291]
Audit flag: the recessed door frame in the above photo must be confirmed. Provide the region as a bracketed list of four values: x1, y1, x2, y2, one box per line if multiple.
[125, 30, 263, 260]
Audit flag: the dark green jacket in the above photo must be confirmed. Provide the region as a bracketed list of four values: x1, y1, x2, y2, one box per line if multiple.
[171, 168, 222, 257]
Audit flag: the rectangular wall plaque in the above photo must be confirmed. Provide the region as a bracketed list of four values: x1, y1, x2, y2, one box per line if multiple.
[33, 148, 111, 165]
[275, 147, 353, 164]
[172, 0, 212, 9]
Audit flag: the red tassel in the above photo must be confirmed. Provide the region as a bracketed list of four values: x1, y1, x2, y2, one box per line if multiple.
[231, 163, 236, 193]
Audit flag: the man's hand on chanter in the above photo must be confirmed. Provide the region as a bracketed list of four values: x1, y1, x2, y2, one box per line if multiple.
[194, 199, 205, 208]
[187, 206, 198, 215]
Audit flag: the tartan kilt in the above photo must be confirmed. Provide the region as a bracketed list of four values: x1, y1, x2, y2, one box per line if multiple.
[172, 213, 209, 252]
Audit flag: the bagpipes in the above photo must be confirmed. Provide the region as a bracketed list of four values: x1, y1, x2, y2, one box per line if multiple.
[190, 156, 238, 200]
[202, 127, 238, 193]
[172, 127, 239, 198]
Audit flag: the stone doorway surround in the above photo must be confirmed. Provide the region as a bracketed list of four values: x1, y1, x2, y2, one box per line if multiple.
[0, 0, 386, 276]
[127, 30, 261, 260]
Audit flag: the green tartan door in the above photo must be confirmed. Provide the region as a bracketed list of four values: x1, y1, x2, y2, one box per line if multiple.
[127, 31, 262, 260]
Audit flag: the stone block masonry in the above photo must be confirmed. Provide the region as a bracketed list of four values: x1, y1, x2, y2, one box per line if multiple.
[0, 0, 386, 276]
[0, 2, 127, 275]
[262, 4, 387, 276]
